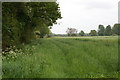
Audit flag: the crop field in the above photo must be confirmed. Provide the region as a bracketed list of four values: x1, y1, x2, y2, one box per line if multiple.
[2, 36, 119, 78]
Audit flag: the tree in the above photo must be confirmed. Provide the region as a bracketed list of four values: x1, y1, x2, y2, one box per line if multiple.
[105, 25, 112, 36]
[112, 24, 120, 35]
[19, 2, 62, 42]
[98, 25, 105, 36]
[2, 2, 62, 50]
[89, 30, 97, 36]
[79, 30, 85, 36]
[66, 28, 78, 36]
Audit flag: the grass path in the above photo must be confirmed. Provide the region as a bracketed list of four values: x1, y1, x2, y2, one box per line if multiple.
[2, 37, 118, 78]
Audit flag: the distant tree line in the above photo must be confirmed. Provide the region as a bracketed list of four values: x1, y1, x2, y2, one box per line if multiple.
[2, 2, 61, 50]
[66, 24, 120, 36]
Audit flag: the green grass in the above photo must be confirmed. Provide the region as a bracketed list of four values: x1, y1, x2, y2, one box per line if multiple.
[2, 36, 118, 78]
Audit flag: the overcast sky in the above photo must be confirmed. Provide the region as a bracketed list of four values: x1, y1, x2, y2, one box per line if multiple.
[51, 0, 119, 34]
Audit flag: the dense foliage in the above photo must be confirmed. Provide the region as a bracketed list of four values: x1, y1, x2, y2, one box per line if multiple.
[2, 2, 61, 50]
[98, 25, 105, 36]
[98, 24, 120, 36]
[89, 30, 97, 36]
[112, 24, 120, 35]
[79, 30, 85, 36]
[105, 25, 112, 36]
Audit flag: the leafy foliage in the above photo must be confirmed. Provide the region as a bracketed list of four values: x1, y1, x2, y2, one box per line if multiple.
[2, 2, 61, 50]
[98, 25, 105, 36]
[79, 30, 85, 36]
[112, 24, 120, 35]
[105, 25, 112, 36]
[89, 30, 97, 36]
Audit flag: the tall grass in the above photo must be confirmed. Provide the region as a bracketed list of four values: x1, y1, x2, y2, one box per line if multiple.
[2, 36, 118, 78]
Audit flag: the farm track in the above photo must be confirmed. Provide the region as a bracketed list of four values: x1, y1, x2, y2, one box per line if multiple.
[49, 39, 109, 74]
[50, 39, 118, 73]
